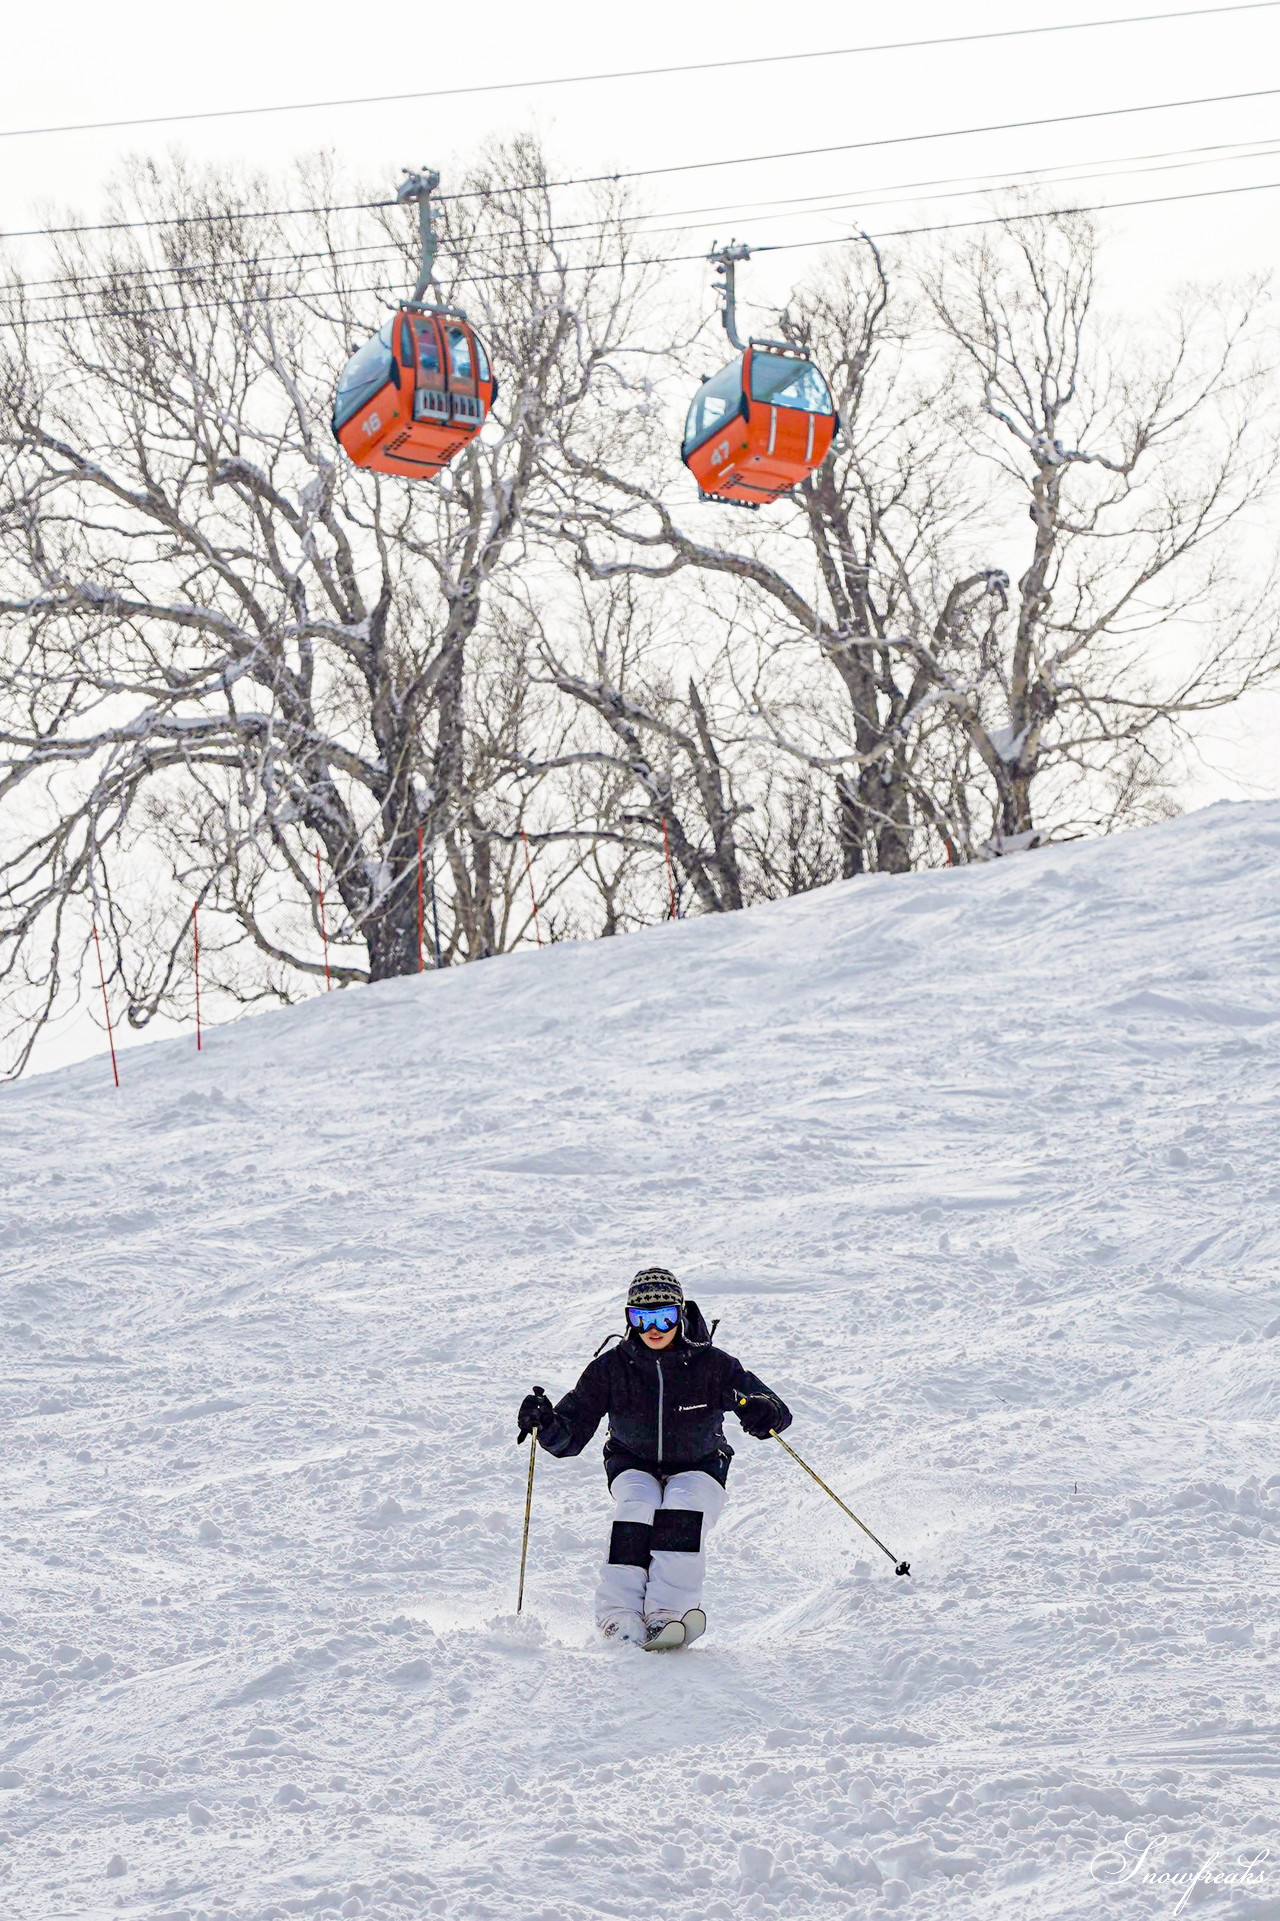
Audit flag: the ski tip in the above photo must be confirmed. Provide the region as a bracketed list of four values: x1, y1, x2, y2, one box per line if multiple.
[640, 1620, 686, 1651]
[681, 1607, 707, 1647]
[895, 1561, 912, 1578]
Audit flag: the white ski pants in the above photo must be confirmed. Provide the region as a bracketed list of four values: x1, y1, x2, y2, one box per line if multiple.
[595, 1468, 726, 1626]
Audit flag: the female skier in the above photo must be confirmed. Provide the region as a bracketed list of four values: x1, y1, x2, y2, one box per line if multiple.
[516, 1268, 792, 1650]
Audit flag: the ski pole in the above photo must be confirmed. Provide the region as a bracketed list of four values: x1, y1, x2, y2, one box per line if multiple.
[754, 1408, 911, 1577]
[515, 1385, 543, 1613]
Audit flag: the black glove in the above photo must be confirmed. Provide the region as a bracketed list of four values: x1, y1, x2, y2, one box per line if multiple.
[517, 1386, 553, 1445]
[735, 1390, 783, 1441]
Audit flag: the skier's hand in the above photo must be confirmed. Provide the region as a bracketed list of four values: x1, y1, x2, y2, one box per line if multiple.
[517, 1387, 553, 1444]
[735, 1390, 783, 1440]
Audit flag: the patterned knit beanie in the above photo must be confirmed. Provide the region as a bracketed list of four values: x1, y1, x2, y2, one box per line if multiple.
[627, 1267, 683, 1309]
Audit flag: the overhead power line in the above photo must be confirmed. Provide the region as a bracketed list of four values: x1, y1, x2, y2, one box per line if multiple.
[616, 135, 1280, 232]
[5, 174, 1279, 332]
[529, 84, 1280, 198]
[5, 83, 1280, 242]
[2, 1, 1275, 141]
[2, 199, 382, 244]
[14, 134, 1280, 303]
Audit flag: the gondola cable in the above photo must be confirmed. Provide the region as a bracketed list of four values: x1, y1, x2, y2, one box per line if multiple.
[6, 172, 1280, 333]
[14, 131, 1280, 304]
[4, 81, 1280, 242]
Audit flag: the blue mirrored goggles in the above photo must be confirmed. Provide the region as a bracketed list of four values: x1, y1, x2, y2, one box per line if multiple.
[627, 1304, 680, 1333]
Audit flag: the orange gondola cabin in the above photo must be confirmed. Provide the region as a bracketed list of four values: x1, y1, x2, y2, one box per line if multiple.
[332, 307, 497, 481]
[681, 344, 837, 507]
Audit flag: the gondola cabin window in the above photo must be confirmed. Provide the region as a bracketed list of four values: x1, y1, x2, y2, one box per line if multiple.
[414, 320, 442, 374]
[447, 327, 473, 382]
[683, 362, 745, 458]
[333, 322, 395, 432]
[749, 353, 833, 414]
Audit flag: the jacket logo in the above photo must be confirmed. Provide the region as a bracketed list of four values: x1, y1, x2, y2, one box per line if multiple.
[678, 1404, 708, 1412]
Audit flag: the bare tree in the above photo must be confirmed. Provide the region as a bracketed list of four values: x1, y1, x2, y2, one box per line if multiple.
[546, 213, 1280, 871]
[0, 143, 651, 1070]
[770, 239, 987, 874]
[912, 208, 1280, 851]
[514, 579, 750, 917]
[3, 164, 1276, 1074]
[543, 234, 988, 878]
[734, 759, 842, 898]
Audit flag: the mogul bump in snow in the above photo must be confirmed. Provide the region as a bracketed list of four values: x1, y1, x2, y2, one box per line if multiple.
[516, 1268, 792, 1650]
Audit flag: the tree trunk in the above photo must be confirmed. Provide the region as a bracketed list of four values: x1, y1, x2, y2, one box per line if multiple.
[687, 680, 744, 911]
[999, 767, 1036, 841]
[835, 755, 912, 877]
[874, 762, 914, 874]
[364, 873, 422, 980]
[835, 775, 870, 877]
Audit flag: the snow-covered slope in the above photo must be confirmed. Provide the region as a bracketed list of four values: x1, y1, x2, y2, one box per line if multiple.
[3, 801, 1279, 1921]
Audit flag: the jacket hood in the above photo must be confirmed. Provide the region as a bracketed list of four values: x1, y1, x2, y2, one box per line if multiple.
[681, 1298, 714, 1345]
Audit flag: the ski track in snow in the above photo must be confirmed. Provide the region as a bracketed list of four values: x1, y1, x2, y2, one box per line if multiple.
[2, 799, 1279, 1921]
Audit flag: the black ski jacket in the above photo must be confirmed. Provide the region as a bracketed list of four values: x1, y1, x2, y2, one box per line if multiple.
[535, 1300, 791, 1485]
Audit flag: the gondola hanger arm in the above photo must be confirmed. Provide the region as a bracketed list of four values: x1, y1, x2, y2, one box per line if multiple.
[397, 167, 441, 303]
[710, 239, 752, 353]
[709, 241, 797, 357]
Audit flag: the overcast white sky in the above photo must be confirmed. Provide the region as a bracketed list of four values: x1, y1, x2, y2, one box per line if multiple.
[3, 0, 1278, 1069]
[6, 0, 1277, 281]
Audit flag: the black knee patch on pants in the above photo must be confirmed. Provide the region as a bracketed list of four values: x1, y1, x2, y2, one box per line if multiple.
[652, 1508, 703, 1554]
[608, 1520, 653, 1568]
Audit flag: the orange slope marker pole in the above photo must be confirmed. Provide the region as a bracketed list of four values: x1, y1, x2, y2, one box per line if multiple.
[661, 818, 678, 920]
[417, 827, 426, 973]
[91, 924, 120, 1087]
[316, 848, 332, 990]
[193, 900, 202, 1051]
[520, 828, 543, 948]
